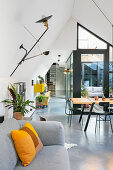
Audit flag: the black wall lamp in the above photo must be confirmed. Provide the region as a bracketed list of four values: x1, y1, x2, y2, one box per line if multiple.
[10, 15, 52, 77]
[24, 51, 49, 61]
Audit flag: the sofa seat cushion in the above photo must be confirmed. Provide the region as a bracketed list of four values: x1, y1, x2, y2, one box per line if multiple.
[15, 145, 70, 170]
[0, 119, 20, 170]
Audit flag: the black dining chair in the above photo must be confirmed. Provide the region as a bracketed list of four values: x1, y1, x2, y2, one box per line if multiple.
[65, 99, 81, 127]
[95, 102, 113, 132]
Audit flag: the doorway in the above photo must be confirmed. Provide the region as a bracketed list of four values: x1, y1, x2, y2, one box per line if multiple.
[81, 53, 104, 97]
[73, 49, 109, 98]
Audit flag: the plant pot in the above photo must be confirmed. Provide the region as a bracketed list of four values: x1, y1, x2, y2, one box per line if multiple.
[14, 112, 24, 120]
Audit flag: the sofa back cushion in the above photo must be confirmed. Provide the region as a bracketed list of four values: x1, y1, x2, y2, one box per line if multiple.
[86, 86, 93, 93]
[0, 119, 20, 170]
[18, 120, 65, 146]
[93, 87, 103, 93]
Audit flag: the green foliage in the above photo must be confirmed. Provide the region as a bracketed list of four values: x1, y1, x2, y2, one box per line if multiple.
[81, 84, 88, 97]
[36, 95, 48, 103]
[38, 75, 44, 83]
[109, 87, 112, 94]
[2, 84, 36, 116]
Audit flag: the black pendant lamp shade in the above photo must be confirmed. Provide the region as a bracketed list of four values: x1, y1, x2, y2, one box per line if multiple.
[35, 15, 53, 23]
[43, 51, 49, 55]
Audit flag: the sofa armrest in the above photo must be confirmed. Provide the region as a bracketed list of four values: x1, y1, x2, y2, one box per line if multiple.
[17, 120, 65, 146]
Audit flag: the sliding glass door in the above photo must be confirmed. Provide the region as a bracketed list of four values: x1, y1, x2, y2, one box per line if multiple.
[81, 54, 104, 97]
[73, 49, 109, 98]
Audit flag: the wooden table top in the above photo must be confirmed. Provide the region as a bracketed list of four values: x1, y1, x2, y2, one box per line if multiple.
[70, 98, 113, 105]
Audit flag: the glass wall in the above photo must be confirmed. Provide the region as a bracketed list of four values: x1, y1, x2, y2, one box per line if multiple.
[109, 46, 113, 97]
[65, 52, 73, 99]
[65, 24, 113, 100]
[78, 24, 109, 97]
[81, 54, 104, 97]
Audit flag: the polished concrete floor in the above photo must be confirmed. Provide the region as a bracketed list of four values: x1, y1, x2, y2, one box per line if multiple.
[32, 97, 113, 170]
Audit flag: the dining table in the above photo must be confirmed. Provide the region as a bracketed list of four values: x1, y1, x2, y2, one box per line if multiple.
[70, 97, 113, 131]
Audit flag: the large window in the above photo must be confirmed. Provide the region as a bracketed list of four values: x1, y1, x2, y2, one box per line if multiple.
[78, 25, 107, 49]
[65, 52, 73, 99]
[75, 24, 109, 98]
[65, 24, 113, 100]
[109, 46, 113, 96]
[81, 54, 104, 97]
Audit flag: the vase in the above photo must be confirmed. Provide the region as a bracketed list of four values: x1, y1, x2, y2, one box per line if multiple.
[94, 96, 99, 101]
[14, 112, 24, 120]
[102, 94, 106, 101]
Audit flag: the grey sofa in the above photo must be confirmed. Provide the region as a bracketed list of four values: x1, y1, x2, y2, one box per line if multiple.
[0, 118, 70, 170]
[86, 86, 103, 97]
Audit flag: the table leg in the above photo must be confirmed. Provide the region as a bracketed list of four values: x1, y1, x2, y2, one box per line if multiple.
[79, 104, 85, 123]
[84, 102, 95, 132]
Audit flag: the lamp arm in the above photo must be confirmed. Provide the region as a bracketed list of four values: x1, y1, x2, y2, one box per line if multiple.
[10, 28, 48, 77]
[24, 53, 43, 61]
[22, 47, 27, 55]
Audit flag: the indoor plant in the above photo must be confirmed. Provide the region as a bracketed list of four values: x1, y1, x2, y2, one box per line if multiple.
[36, 95, 48, 108]
[81, 84, 88, 97]
[2, 84, 36, 120]
[38, 75, 44, 84]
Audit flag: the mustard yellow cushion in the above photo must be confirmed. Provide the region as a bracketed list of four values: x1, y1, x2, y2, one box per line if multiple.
[11, 122, 43, 167]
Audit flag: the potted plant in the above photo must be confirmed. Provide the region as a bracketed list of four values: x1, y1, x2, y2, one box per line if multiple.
[36, 95, 44, 108]
[2, 84, 36, 120]
[81, 84, 88, 97]
[109, 87, 112, 97]
[38, 75, 44, 84]
[35, 95, 48, 108]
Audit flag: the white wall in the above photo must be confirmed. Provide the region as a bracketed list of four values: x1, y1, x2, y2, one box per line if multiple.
[56, 67, 65, 97]
[52, 18, 77, 50]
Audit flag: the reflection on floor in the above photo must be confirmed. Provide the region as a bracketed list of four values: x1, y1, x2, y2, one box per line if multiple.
[32, 97, 113, 170]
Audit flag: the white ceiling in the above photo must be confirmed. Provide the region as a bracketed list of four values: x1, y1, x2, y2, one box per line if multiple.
[72, 0, 112, 44]
[0, 0, 113, 81]
[94, 0, 113, 24]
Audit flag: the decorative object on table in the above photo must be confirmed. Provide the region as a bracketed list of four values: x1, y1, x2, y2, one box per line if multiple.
[2, 84, 36, 120]
[39, 116, 46, 121]
[94, 96, 99, 101]
[11, 122, 43, 167]
[102, 94, 106, 101]
[102, 88, 106, 100]
[10, 15, 52, 77]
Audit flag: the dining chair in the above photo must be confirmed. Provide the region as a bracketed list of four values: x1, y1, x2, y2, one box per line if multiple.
[95, 102, 113, 132]
[65, 99, 82, 127]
